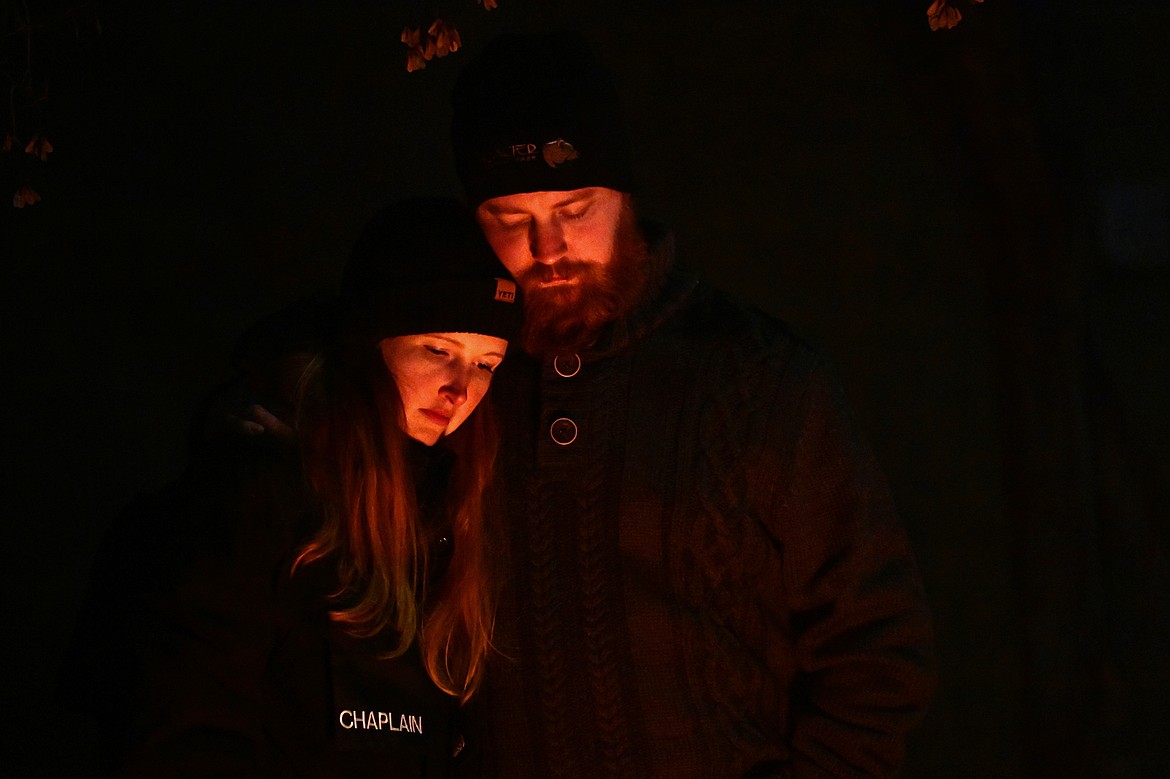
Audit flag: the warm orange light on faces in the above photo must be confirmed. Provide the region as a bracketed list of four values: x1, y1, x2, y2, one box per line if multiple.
[379, 332, 508, 445]
[474, 187, 627, 288]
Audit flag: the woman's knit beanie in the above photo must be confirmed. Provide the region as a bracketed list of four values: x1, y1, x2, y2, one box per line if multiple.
[337, 196, 522, 344]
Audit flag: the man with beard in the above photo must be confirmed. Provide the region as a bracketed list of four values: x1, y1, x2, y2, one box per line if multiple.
[450, 32, 936, 778]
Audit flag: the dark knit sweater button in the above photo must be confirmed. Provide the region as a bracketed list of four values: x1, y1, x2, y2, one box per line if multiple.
[549, 417, 578, 445]
[553, 353, 581, 377]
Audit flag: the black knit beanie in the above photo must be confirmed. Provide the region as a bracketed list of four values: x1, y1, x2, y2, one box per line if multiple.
[451, 30, 635, 206]
[337, 197, 522, 345]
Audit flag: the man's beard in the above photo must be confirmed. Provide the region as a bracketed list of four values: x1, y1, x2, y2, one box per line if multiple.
[517, 201, 650, 357]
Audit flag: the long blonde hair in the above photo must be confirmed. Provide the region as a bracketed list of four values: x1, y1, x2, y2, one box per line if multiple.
[293, 340, 500, 702]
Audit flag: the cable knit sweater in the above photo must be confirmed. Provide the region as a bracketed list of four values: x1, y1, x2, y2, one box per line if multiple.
[467, 240, 935, 778]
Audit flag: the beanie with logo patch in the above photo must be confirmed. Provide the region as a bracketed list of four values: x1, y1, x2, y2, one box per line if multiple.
[450, 31, 635, 206]
[338, 197, 522, 345]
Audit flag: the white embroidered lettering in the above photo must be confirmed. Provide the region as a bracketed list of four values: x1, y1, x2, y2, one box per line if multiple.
[508, 143, 537, 158]
[337, 708, 425, 732]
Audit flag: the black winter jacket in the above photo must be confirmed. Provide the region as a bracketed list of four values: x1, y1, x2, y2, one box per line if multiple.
[64, 435, 464, 778]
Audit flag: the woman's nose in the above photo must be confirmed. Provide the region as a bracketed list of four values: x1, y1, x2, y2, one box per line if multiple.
[439, 371, 469, 406]
[529, 218, 567, 264]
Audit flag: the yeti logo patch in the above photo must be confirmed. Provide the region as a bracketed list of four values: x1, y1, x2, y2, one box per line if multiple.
[494, 278, 517, 303]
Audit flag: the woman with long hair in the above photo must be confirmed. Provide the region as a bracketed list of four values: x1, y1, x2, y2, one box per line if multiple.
[64, 197, 521, 777]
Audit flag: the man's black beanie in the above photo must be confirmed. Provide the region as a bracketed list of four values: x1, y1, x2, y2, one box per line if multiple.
[450, 30, 635, 206]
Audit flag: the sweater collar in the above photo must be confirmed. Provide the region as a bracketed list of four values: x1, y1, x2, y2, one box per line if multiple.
[581, 224, 699, 359]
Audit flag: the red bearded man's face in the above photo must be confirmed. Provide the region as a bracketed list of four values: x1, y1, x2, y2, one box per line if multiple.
[475, 187, 647, 356]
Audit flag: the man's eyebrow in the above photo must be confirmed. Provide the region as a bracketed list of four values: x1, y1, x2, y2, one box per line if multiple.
[482, 191, 596, 215]
[482, 202, 523, 215]
[552, 192, 594, 209]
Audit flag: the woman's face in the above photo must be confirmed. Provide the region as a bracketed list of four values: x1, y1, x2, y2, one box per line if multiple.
[379, 332, 508, 445]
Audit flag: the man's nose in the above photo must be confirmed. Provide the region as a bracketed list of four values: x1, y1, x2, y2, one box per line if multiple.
[529, 218, 567, 264]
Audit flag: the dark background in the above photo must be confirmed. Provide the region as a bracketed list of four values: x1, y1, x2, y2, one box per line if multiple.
[4, 1, 1168, 776]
